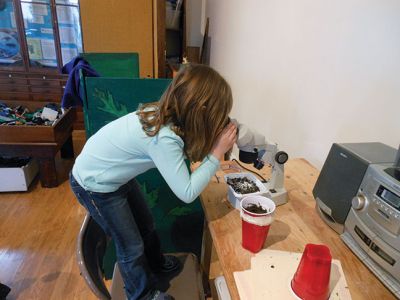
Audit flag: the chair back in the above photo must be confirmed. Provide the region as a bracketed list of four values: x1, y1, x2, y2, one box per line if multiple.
[77, 214, 111, 300]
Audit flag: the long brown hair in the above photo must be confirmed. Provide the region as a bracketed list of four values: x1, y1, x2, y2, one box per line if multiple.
[137, 64, 233, 162]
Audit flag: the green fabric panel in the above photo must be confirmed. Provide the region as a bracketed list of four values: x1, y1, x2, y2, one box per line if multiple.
[84, 78, 170, 136]
[78, 69, 91, 138]
[81, 52, 140, 78]
[83, 77, 204, 279]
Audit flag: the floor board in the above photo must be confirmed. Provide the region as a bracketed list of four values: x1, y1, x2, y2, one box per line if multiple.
[0, 130, 99, 300]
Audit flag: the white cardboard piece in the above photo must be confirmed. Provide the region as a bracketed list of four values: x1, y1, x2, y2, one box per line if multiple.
[234, 249, 352, 300]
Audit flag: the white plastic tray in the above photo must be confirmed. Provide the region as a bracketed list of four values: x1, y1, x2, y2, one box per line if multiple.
[224, 172, 267, 210]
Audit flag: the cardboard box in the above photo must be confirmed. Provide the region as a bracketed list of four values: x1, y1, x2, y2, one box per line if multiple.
[0, 158, 39, 192]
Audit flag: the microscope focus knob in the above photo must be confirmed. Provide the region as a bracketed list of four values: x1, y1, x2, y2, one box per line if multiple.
[352, 194, 366, 210]
[275, 151, 289, 164]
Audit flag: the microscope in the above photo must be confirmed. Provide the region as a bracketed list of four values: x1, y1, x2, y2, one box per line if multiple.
[234, 122, 289, 206]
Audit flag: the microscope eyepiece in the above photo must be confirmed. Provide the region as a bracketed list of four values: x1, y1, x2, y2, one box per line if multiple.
[239, 150, 258, 164]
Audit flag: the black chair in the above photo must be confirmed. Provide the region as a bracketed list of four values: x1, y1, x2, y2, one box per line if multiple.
[77, 214, 205, 299]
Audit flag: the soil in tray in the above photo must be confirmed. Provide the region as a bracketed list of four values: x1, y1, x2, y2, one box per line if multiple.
[227, 177, 260, 194]
[244, 203, 269, 214]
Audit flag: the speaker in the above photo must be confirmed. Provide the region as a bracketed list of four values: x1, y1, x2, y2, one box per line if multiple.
[313, 142, 397, 233]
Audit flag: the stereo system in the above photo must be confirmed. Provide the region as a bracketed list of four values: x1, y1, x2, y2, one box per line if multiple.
[313, 142, 397, 233]
[313, 142, 400, 297]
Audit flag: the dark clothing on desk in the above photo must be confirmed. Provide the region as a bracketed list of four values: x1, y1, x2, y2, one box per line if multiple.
[61, 56, 100, 109]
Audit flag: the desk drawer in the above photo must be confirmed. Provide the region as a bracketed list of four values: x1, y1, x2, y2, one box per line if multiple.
[31, 93, 62, 102]
[0, 78, 28, 85]
[29, 79, 61, 87]
[0, 84, 30, 93]
[31, 86, 63, 94]
[0, 92, 30, 101]
[0, 72, 26, 79]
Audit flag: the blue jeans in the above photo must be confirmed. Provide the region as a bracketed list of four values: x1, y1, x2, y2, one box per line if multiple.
[70, 173, 164, 300]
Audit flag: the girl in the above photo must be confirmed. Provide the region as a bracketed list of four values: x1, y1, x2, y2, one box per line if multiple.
[70, 64, 236, 300]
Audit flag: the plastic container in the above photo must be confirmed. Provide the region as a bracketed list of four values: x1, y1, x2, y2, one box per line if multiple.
[224, 172, 267, 209]
[240, 195, 276, 253]
[291, 244, 332, 300]
[0, 157, 38, 192]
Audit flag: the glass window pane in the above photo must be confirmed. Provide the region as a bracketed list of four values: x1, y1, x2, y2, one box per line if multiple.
[0, 0, 23, 66]
[56, 0, 79, 5]
[21, 0, 50, 4]
[56, 5, 82, 66]
[21, 2, 57, 68]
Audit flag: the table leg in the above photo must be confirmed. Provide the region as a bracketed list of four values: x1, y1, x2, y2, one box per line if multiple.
[38, 158, 58, 188]
[201, 220, 212, 278]
[60, 135, 74, 159]
[201, 220, 213, 297]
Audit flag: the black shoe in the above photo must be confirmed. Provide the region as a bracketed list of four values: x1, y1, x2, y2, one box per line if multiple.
[160, 255, 181, 273]
[0, 283, 11, 299]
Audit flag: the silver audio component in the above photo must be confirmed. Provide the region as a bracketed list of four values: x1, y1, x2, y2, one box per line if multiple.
[342, 163, 400, 298]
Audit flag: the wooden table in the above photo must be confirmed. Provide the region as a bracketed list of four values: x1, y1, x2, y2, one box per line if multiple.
[198, 159, 395, 300]
[0, 101, 75, 188]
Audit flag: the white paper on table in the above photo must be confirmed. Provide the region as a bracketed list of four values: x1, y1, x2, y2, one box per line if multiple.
[61, 47, 77, 64]
[31, 4, 48, 16]
[59, 27, 75, 44]
[40, 39, 56, 60]
[234, 249, 352, 300]
[56, 6, 74, 24]
[233, 270, 254, 300]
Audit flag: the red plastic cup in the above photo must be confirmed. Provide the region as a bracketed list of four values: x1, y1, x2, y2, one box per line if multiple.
[291, 244, 332, 300]
[240, 196, 276, 253]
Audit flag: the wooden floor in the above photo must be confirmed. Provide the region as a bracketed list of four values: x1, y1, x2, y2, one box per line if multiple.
[0, 131, 99, 300]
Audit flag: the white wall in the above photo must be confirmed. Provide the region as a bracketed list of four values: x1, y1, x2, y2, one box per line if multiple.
[204, 0, 400, 169]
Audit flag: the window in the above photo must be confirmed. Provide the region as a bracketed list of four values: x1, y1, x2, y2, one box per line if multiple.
[0, 0, 83, 70]
[0, 0, 24, 67]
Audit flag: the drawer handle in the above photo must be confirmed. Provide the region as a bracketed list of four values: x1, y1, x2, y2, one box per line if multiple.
[8, 74, 12, 78]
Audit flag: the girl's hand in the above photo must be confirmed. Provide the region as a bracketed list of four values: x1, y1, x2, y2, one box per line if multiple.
[211, 122, 237, 160]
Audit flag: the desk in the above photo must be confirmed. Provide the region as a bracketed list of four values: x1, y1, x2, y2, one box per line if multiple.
[198, 159, 395, 300]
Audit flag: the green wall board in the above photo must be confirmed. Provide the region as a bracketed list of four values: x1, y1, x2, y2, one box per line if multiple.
[81, 52, 140, 78]
[85, 78, 170, 136]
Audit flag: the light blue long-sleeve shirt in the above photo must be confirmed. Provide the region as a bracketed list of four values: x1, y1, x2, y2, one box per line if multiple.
[72, 112, 220, 203]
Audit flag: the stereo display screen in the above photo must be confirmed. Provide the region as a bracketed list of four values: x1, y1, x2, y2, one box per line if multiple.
[377, 185, 400, 211]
